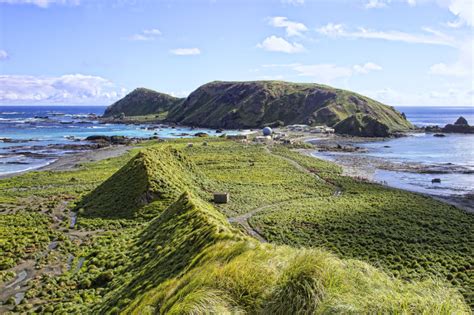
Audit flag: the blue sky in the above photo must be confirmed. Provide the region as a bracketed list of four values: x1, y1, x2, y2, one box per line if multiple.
[0, 0, 472, 106]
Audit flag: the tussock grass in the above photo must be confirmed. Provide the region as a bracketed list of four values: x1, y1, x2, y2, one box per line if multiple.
[77, 146, 211, 219]
[1, 140, 471, 313]
[115, 193, 468, 314]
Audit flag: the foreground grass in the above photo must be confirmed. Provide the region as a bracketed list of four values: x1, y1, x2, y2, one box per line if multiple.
[0, 139, 472, 313]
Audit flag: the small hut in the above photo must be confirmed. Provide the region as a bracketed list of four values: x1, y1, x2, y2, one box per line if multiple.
[213, 192, 230, 204]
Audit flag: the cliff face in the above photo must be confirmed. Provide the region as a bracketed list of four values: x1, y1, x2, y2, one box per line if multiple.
[104, 81, 414, 136]
[167, 81, 413, 134]
[103, 88, 183, 118]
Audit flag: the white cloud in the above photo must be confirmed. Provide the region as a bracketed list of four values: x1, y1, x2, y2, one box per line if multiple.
[262, 61, 382, 83]
[292, 64, 353, 82]
[363, 86, 474, 107]
[268, 16, 308, 37]
[353, 62, 383, 74]
[429, 63, 469, 76]
[0, 0, 79, 7]
[126, 28, 161, 41]
[0, 74, 125, 105]
[281, 0, 304, 6]
[0, 50, 8, 60]
[397, 0, 472, 27]
[170, 48, 201, 55]
[316, 23, 456, 46]
[429, 39, 473, 77]
[168, 91, 190, 98]
[257, 36, 305, 53]
[365, 0, 390, 9]
[447, 0, 473, 27]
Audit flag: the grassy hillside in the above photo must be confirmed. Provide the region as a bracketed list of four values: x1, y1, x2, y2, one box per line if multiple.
[0, 140, 472, 313]
[167, 80, 413, 135]
[103, 88, 183, 118]
[76, 146, 212, 219]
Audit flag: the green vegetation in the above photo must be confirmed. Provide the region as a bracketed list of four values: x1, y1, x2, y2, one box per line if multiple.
[335, 113, 390, 137]
[0, 139, 472, 313]
[105, 81, 413, 136]
[103, 87, 183, 118]
[0, 211, 55, 270]
[167, 81, 413, 135]
[76, 146, 211, 219]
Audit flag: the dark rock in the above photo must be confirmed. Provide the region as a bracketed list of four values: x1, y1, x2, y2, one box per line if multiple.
[194, 132, 209, 137]
[442, 117, 474, 134]
[431, 178, 441, 184]
[433, 133, 446, 137]
[86, 135, 112, 142]
[454, 116, 468, 125]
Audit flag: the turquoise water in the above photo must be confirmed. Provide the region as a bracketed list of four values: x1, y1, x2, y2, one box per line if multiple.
[0, 106, 235, 176]
[311, 106, 474, 197]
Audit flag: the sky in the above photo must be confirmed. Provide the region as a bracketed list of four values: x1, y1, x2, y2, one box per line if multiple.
[0, 0, 472, 107]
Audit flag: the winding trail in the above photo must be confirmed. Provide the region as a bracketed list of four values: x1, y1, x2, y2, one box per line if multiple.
[228, 146, 343, 242]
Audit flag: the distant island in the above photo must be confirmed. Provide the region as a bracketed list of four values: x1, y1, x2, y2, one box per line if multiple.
[103, 80, 413, 137]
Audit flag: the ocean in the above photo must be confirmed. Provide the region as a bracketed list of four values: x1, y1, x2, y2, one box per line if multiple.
[312, 106, 474, 197]
[0, 106, 230, 176]
[1, 105, 473, 198]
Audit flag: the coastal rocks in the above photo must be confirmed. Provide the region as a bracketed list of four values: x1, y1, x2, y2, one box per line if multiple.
[85, 135, 134, 145]
[424, 125, 442, 133]
[442, 116, 474, 134]
[433, 134, 446, 137]
[318, 143, 368, 153]
[0, 138, 34, 144]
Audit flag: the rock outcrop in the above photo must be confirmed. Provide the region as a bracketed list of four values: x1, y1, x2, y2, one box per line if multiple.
[442, 116, 474, 134]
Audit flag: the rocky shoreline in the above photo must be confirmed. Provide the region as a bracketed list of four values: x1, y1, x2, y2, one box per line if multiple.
[297, 139, 474, 214]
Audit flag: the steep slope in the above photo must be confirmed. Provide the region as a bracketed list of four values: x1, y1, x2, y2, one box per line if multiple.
[75, 147, 210, 218]
[94, 193, 468, 314]
[103, 88, 183, 118]
[167, 80, 413, 135]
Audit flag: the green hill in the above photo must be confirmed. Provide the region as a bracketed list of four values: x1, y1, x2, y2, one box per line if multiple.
[167, 80, 413, 135]
[104, 81, 413, 136]
[75, 146, 210, 219]
[103, 88, 183, 118]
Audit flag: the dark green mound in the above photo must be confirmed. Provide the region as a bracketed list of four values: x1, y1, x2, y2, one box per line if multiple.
[103, 88, 183, 118]
[334, 113, 391, 137]
[76, 147, 208, 218]
[167, 80, 413, 135]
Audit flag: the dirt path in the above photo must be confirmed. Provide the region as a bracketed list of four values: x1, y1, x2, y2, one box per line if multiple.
[228, 146, 343, 242]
